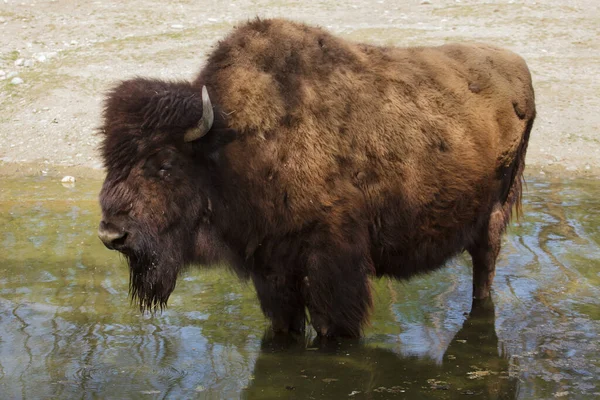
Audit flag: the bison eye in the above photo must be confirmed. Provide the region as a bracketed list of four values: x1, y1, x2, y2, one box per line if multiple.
[158, 164, 172, 179]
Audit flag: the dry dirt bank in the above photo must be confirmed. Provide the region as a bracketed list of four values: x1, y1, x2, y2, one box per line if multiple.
[1, 0, 598, 179]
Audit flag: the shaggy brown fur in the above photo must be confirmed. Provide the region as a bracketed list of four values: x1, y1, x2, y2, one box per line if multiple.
[98, 18, 535, 338]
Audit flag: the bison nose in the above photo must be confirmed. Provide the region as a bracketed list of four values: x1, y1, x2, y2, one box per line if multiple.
[98, 221, 128, 251]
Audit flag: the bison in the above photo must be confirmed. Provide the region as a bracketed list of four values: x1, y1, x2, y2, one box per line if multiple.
[97, 18, 535, 338]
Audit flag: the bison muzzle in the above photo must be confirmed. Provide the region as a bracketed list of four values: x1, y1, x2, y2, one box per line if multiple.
[98, 18, 536, 338]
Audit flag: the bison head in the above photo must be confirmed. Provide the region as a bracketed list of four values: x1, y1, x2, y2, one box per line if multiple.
[97, 78, 235, 312]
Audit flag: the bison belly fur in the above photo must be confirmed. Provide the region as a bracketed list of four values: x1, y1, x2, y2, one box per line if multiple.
[97, 18, 535, 338]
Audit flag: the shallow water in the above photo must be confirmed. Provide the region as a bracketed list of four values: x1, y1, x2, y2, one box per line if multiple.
[0, 176, 598, 399]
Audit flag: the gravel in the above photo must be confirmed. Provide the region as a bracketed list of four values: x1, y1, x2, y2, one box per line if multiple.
[0, 0, 598, 178]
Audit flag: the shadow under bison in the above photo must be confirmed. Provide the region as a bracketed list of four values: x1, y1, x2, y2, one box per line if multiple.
[243, 298, 517, 399]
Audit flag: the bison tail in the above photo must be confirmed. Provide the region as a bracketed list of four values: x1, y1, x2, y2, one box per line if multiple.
[501, 112, 536, 224]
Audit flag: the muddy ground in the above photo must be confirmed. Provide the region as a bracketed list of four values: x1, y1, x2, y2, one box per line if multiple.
[0, 0, 598, 179]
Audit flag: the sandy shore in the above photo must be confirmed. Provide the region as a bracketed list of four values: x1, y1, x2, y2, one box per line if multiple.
[1, 0, 598, 180]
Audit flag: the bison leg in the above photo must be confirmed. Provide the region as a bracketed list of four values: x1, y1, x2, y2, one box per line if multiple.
[468, 204, 505, 299]
[251, 272, 306, 334]
[304, 246, 373, 338]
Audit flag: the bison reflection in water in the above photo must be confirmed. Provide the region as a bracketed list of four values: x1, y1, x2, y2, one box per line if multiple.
[97, 18, 535, 338]
[246, 298, 517, 399]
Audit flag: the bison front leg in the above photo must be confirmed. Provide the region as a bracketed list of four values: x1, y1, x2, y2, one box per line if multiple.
[251, 272, 306, 334]
[468, 204, 506, 299]
[304, 244, 373, 338]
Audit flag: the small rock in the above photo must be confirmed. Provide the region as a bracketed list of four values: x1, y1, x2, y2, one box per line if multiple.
[421, 0, 431, 4]
[14, 58, 24, 66]
[171, 24, 184, 29]
[36, 54, 47, 63]
[467, 370, 491, 379]
[427, 379, 450, 390]
[566, 166, 577, 172]
[0, 17, 6, 23]
[10, 77, 24, 85]
[24, 59, 34, 67]
[70, 40, 78, 45]
[0, 70, 5, 76]
[61, 176, 76, 183]
[7, 71, 17, 78]
[585, 164, 591, 170]
[349, 391, 361, 396]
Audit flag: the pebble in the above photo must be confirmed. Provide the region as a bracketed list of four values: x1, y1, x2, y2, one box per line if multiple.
[421, 0, 431, 4]
[10, 77, 24, 85]
[0, 70, 5, 76]
[24, 59, 34, 67]
[61, 176, 76, 183]
[36, 54, 47, 63]
[171, 24, 184, 29]
[566, 166, 577, 171]
[14, 58, 24, 66]
[0, 17, 6, 23]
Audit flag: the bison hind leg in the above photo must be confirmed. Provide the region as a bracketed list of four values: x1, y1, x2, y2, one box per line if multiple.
[468, 202, 512, 299]
[469, 114, 531, 299]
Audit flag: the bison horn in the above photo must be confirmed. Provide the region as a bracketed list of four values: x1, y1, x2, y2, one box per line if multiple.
[184, 85, 214, 142]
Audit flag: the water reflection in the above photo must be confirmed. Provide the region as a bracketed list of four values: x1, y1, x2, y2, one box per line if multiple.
[246, 298, 516, 399]
[0, 176, 599, 399]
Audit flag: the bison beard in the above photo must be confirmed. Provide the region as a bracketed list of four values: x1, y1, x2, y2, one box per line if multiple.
[97, 18, 536, 338]
[126, 248, 179, 312]
[124, 220, 197, 312]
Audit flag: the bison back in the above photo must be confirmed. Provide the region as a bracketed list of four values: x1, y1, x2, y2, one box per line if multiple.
[197, 18, 535, 276]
